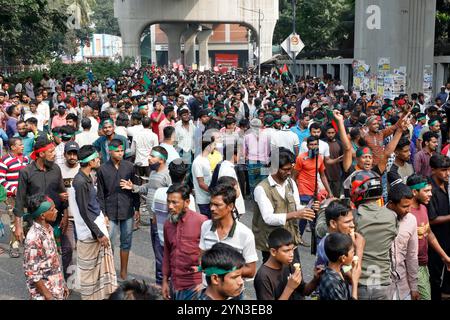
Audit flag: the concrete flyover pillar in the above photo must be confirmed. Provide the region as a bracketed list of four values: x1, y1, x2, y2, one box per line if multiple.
[197, 29, 213, 70]
[160, 23, 186, 66]
[118, 19, 144, 59]
[183, 25, 200, 67]
[354, 0, 436, 95]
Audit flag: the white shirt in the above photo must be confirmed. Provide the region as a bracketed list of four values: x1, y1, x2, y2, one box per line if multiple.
[24, 112, 45, 131]
[254, 175, 303, 226]
[88, 117, 99, 134]
[37, 101, 50, 122]
[175, 120, 195, 153]
[127, 124, 144, 138]
[115, 126, 128, 139]
[192, 155, 212, 204]
[60, 163, 80, 219]
[131, 128, 159, 166]
[271, 129, 300, 154]
[75, 130, 99, 147]
[199, 220, 258, 264]
[160, 143, 180, 165]
[55, 143, 66, 167]
[301, 98, 310, 112]
[300, 139, 330, 157]
[218, 160, 246, 215]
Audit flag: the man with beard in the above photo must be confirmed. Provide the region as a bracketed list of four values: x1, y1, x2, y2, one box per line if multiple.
[361, 114, 404, 166]
[93, 118, 129, 163]
[161, 184, 207, 300]
[14, 120, 35, 157]
[13, 137, 68, 252]
[59, 141, 80, 279]
[425, 155, 450, 300]
[324, 124, 343, 197]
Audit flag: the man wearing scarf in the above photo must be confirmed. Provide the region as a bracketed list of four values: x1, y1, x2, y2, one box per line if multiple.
[13, 137, 68, 255]
[73, 145, 118, 300]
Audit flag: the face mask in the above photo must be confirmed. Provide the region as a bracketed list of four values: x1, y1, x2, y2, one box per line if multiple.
[149, 162, 160, 171]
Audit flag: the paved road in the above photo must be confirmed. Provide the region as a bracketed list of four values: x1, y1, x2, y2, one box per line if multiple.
[0, 200, 316, 300]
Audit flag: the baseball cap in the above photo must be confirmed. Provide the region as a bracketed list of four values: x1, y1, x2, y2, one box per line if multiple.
[64, 141, 79, 154]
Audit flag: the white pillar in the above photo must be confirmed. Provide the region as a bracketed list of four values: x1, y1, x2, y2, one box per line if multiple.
[150, 24, 157, 64]
[197, 29, 213, 70]
[183, 25, 199, 67]
[340, 64, 350, 90]
[160, 23, 185, 66]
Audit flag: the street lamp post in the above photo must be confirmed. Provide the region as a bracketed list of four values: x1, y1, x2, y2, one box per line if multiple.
[240, 7, 264, 79]
[292, 0, 297, 83]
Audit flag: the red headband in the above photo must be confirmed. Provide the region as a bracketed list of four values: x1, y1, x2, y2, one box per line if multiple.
[30, 143, 55, 160]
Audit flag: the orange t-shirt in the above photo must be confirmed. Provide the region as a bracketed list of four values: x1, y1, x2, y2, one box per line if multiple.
[294, 151, 325, 196]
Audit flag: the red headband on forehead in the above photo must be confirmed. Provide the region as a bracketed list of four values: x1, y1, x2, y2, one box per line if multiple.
[30, 143, 55, 160]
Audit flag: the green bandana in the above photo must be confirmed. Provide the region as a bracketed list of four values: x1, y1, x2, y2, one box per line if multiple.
[100, 119, 114, 128]
[198, 266, 237, 276]
[151, 150, 167, 161]
[409, 182, 429, 191]
[417, 116, 426, 121]
[79, 151, 99, 164]
[429, 120, 439, 127]
[108, 145, 122, 151]
[23, 201, 52, 220]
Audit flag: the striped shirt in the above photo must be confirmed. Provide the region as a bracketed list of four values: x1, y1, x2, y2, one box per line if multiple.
[0, 153, 30, 196]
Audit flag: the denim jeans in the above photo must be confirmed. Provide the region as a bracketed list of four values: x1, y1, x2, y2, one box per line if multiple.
[299, 195, 313, 235]
[174, 288, 200, 300]
[109, 217, 134, 251]
[247, 161, 268, 197]
[150, 220, 163, 285]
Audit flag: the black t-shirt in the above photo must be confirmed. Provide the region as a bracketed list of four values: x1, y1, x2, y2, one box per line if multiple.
[254, 264, 305, 300]
[427, 178, 450, 250]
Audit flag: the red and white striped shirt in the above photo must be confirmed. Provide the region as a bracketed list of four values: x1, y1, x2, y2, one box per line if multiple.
[0, 153, 30, 196]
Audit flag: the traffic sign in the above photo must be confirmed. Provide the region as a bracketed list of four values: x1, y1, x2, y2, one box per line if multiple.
[281, 33, 305, 58]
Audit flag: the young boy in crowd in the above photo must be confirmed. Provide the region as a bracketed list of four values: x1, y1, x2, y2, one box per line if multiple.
[196, 243, 246, 300]
[319, 232, 360, 300]
[254, 228, 323, 300]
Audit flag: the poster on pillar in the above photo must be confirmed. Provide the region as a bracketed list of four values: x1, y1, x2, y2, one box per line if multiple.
[423, 66, 433, 103]
[393, 67, 407, 96]
[383, 75, 395, 100]
[352, 60, 370, 94]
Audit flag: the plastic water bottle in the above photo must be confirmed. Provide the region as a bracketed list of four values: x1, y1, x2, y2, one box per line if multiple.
[0, 220, 5, 237]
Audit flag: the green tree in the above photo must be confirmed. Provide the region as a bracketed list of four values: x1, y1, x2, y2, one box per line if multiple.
[91, 0, 121, 35]
[62, 29, 80, 61]
[274, 0, 355, 58]
[436, 0, 450, 55]
[0, 0, 68, 65]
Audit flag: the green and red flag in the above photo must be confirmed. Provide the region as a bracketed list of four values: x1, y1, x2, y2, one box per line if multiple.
[325, 108, 339, 133]
[143, 72, 151, 90]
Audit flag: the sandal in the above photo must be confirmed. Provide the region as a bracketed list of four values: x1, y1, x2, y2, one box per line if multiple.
[0, 247, 5, 255]
[9, 248, 20, 258]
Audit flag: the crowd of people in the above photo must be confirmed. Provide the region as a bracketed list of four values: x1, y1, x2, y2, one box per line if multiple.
[0, 66, 450, 300]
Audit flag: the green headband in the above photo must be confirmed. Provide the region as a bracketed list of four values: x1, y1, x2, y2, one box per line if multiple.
[356, 147, 372, 158]
[138, 105, 147, 109]
[53, 132, 61, 138]
[383, 106, 393, 113]
[417, 116, 426, 121]
[151, 150, 167, 161]
[273, 108, 281, 112]
[79, 151, 99, 163]
[273, 119, 281, 123]
[429, 120, 439, 127]
[108, 145, 122, 151]
[198, 266, 237, 276]
[24, 201, 52, 220]
[100, 119, 114, 127]
[409, 182, 429, 191]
